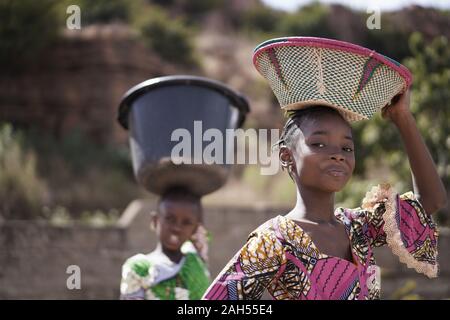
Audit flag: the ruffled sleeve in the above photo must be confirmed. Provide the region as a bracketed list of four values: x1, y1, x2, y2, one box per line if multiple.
[202, 226, 285, 300]
[360, 183, 439, 278]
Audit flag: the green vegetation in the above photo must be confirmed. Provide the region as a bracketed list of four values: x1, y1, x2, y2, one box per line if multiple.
[0, 123, 148, 221]
[389, 280, 421, 300]
[277, 3, 336, 39]
[0, 0, 61, 70]
[68, 0, 132, 24]
[239, 5, 283, 36]
[0, 124, 49, 219]
[135, 5, 198, 66]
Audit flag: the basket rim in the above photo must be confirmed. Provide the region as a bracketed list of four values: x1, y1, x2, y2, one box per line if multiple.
[252, 36, 412, 88]
[282, 100, 369, 122]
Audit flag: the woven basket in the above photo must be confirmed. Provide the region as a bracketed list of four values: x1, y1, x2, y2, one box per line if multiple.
[253, 37, 412, 122]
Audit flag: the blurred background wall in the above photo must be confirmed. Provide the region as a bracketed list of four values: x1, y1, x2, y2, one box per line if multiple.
[1, 201, 449, 299]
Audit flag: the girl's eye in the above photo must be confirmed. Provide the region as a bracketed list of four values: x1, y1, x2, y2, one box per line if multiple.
[343, 147, 354, 152]
[311, 143, 325, 148]
[165, 216, 175, 223]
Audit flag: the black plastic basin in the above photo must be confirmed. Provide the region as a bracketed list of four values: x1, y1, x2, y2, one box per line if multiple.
[118, 75, 250, 196]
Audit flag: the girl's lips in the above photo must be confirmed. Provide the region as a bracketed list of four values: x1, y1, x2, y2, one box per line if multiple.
[324, 164, 347, 177]
[167, 234, 182, 245]
[325, 169, 346, 177]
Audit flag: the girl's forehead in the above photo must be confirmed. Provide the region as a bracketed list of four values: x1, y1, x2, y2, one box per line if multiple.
[159, 200, 201, 218]
[299, 114, 352, 136]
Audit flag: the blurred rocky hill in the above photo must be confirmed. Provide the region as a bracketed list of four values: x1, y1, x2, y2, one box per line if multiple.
[0, 0, 448, 219]
[1, 1, 449, 145]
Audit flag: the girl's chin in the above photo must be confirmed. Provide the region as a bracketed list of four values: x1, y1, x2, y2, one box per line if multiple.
[162, 238, 184, 251]
[319, 182, 348, 193]
[162, 243, 183, 252]
[329, 185, 347, 192]
[302, 176, 349, 192]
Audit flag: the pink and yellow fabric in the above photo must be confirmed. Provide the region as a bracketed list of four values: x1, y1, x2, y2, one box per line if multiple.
[203, 184, 438, 300]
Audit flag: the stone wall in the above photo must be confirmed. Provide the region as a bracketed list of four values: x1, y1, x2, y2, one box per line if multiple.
[1, 200, 449, 299]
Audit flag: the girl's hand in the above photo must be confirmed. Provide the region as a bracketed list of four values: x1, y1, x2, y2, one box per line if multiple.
[381, 89, 412, 124]
[190, 225, 209, 264]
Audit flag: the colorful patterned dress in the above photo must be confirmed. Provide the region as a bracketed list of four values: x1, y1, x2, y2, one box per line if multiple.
[203, 184, 439, 300]
[120, 243, 210, 300]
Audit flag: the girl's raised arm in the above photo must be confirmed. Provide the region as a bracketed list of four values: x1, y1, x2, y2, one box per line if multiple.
[382, 89, 448, 215]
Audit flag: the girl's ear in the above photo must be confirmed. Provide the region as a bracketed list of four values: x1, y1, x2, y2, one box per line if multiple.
[279, 146, 297, 182]
[279, 146, 294, 169]
[149, 211, 158, 231]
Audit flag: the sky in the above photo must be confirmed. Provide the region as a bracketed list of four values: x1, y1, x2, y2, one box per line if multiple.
[261, 0, 450, 11]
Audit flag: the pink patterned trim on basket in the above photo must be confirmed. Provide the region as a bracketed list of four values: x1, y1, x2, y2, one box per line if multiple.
[354, 57, 383, 99]
[267, 47, 289, 90]
[253, 37, 413, 88]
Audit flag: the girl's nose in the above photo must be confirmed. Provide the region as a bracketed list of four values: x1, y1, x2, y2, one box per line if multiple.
[170, 223, 182, 234]
[329, 148, 345, 161]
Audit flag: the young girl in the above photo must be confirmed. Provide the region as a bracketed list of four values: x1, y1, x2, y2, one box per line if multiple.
[203, 91, 447, 300]
[120, 187, 210, 300]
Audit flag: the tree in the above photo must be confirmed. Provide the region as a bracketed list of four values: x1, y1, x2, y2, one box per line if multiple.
[0, 0, 60, 70]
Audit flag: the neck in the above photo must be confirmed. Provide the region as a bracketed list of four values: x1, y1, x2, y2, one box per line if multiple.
[286, 184, 337, 224]
[156, 243, 183, 264]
